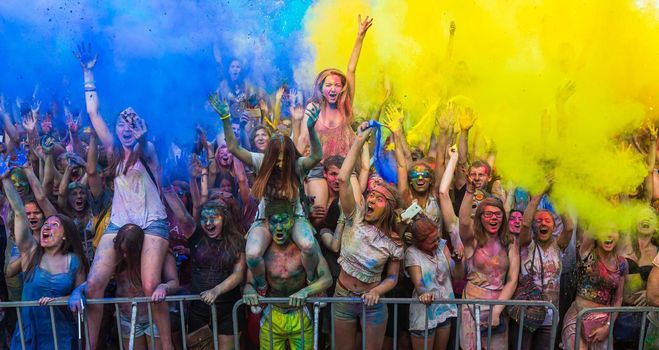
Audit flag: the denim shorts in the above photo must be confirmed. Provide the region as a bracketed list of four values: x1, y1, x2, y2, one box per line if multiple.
[104, 219, 169, 240]
[409, 317, 452, 338]
[120, 313, 159, 339]
[307, 164, 325, 180]
[333, 283, 388, 326]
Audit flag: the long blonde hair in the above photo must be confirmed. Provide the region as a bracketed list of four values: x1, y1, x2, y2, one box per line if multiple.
[312, 68, 353, 122]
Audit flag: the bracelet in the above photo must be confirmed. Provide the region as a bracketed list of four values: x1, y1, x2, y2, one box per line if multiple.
[84, 88, 97, 92]
[84, 80, 96, 85]
[220, 114, 231, 120]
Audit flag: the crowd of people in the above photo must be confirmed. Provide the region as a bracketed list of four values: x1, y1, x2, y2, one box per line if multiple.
[0, 15, 657, 350]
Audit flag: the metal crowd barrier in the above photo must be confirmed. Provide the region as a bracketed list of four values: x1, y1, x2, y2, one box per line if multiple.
[0, 294, 220, 350]
[574, 306, 659, 350]
[231, 297, 559, 350]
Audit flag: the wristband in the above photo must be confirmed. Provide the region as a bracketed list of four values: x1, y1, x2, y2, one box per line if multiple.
[220, 114, 231, 120]
[84, 88, 96, 92]
[84, 80, 96, 85]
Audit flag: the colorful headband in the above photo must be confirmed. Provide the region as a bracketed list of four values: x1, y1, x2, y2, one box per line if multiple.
[371, 184, 397, 207]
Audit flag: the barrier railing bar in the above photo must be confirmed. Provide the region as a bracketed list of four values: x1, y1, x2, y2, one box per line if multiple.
[114, 304, 124, 350]
[516, 306, 525, 350]
[269, 306, 274, 350]
[475, 305, 481, 350]
[313, 303, 320, 350]
[147, 302, 155, 350]
[129, 302, 137, 350]
[16, 306, 26, 350]
[300, 307, 305, 350]
[83, 307, 91, 350]
[607, 311, 613, 350]
[179, 300, 187, 350]
[231, 299, 242, 350]
[393, 303, 398, 350]
[361, 303, 366, 350]
[48, 306, 59, 350]
[423, 303, 429, 350]
[330, 301, 335, 350]
[210, 304, 219, 350]
[454, 302, 460, 350]
[486, 305, 492, 350]
[637, 311, 647, 350]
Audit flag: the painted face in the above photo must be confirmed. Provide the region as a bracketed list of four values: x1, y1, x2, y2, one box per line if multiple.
[231, 123, 241, 140]
[508, 211, 523, 234]
[253, 129, 269, 152]
[534, 211, 555, 243]
[322, 74, 343, 105]
[408, 165, 432, 193]
[636, 209, 657, 236]
[268, 213, 294, 246]
[218, 143, 233, 167]
[220, 179, 233, 194]
[40, 216, 65, 249]
[480, 205, 503, 235]
[200, 208, 223, 239]
[115, 117, 136, 147]
[25, 202, 45, 232]
[228, 60, 241, 81]
[10, 170, 29, 197]
[67, 187, 87, 212]
[365, 191, 388, 223]
[416, 228, 440, 254]
[324, 165, 341, 193]
[599, 232, 620, 252]
[278, 119, 292, 137]
[468, 165, 491, 190]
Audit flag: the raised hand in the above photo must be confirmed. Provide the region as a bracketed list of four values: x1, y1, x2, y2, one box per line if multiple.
[305, 102, 320, 129]
[457, 106, 477, 131]
[646, 118, 658, 139]
[198, 149, 210, 169]
[66, 152, 87, 168]
[21, 113, 38, 133]
[437, 102, 456, 130]
[383, 104, 404, 130]
[0, 95, 6, 114]
[30, 99, 41, 118]
[73, 42, 98, 71]
[129, 116, 147, 140]
[209, 94, 230, 118]
[447, 145, 458, 161]
[188, 154, 202, 178]
[0, 153, 11, 178]
[288, 88, 298, 107]
[275, 86, 285, 101]
[357, 15, 374, 39]
[11, 144, 29, 168]
[449, 21, 456, 36]
[66, 110, 81, 134]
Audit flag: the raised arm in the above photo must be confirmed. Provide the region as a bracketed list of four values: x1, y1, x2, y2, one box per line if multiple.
[85, 132, 104, 199]
[458, 174, 476, 245]
[556, 213, 574, 250]
[338, 123, 372, 218]
[299, 103, 323, 171]
[74, 44, 114, 152]
[455, 107, 477, 190]
[519, 194, 543, 248]
[319, 214, 346, 253]
[389, 106, 411, 205]
[23, 165, 58, 217]
[433, 119, 451, 196]
[439, 146, 459, 230]
[209, 95, 254, 167]
[57, 164, 73, 210]
[346, 15, 373, 103]
[1, 165, 34, 253]
[233, 157, 251, 207]
[163, 187, 196, 239]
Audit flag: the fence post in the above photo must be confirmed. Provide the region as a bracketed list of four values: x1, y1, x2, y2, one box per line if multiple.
[48, 306, 59, 350]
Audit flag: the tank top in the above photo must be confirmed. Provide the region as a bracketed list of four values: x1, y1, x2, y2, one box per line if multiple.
[576, 250, 626, 305]
[466, 242, 509, 291]
[315, 117, 355, 159]
[110, 160, 167, 228]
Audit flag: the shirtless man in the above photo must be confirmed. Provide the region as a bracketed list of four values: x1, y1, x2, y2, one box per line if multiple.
[243, 202, 333, 350]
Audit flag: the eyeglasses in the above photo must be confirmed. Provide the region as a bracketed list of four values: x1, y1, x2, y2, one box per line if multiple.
[409, 171, 431, 180]
[482, 211, 503, 219]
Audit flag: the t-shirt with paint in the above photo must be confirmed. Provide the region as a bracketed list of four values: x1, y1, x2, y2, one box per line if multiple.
[250, 152, 307, 220]
[338, 205, 405, 284]
[520, 240, 564, 326]
[405, 240, 457, 331]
